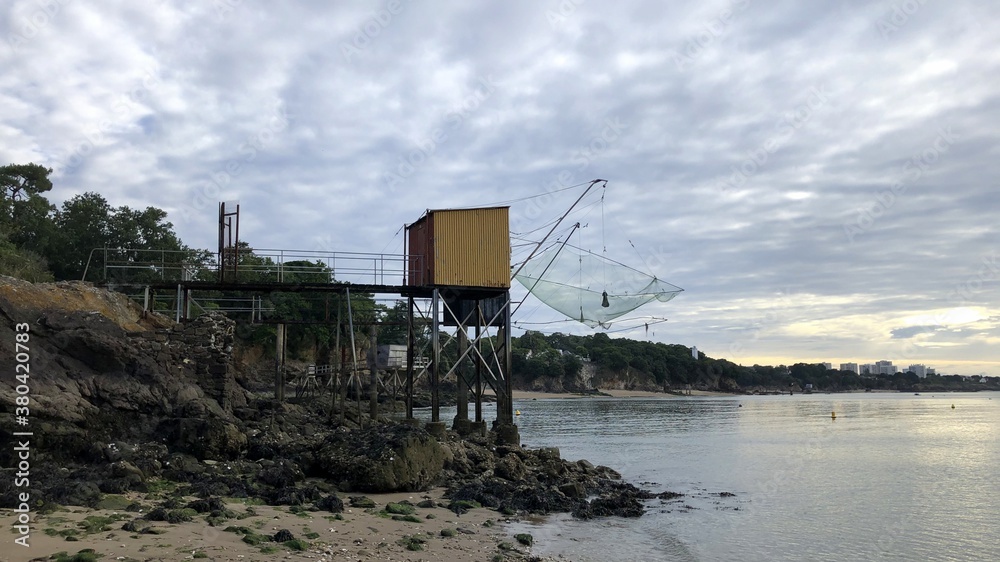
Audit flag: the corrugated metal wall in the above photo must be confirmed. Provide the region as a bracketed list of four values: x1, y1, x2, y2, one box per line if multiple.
[433, 207, 509, 288]
[406, 207, 509, 288]
[407, 215, 432, 285]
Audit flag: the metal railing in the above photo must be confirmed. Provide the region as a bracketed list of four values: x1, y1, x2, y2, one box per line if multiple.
[82, 246, 423, 286]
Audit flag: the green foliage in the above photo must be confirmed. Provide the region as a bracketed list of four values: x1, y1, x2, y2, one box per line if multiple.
[49, 550, 102, 562]
[77, 515, 122, 534]
[0, 163, 55, 249]
[282, 539, 310, 551]
[398, 535, 427, 551]
[384, 502, 416, 515]
[241, 532, 270, 546]
[511, 332, 834, 391]
[0, 234, 53, 281]
[51, 192, 192, 281]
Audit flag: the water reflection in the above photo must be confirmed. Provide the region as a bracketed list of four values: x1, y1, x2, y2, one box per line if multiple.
[501, 392, 1000, 561]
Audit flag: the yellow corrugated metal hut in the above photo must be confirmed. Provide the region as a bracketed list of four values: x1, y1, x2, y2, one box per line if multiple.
[406, 207, 510, 289]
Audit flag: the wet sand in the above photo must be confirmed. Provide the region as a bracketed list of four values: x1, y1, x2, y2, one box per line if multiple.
[0, 488, 541, 562]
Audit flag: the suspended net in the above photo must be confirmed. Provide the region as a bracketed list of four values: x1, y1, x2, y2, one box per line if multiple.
[514, 243, 683, 328]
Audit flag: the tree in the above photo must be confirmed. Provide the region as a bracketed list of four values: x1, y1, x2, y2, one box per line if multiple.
[48, 192, 191, 281]
[0, 163, 52, 201]
[49, 192, 113, 280]
[0, 163, 57, 258]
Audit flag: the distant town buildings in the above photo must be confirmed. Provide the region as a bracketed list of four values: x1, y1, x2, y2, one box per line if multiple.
[821, 362, 832, 370]
[838, 360, 937, 378]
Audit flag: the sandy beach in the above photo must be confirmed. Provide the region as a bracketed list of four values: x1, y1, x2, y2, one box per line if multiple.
[1, 488, 539, 562]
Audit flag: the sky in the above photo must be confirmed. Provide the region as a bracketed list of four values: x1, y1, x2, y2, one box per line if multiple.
[2, 0, 999, 376]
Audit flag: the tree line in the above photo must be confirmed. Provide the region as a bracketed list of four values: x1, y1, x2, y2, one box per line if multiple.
[0, 162, 393, 362]
[510, 330, 1000, 393]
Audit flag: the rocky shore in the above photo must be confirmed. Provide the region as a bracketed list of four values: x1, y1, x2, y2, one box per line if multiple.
[0, 277, 692, 561]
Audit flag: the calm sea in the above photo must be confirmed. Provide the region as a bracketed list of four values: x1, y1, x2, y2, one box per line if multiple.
[429, 392, 1000, 561]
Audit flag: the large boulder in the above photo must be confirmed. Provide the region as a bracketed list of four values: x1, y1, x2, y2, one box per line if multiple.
[317, 425, 445, 492]
[161, 418, 247, 461]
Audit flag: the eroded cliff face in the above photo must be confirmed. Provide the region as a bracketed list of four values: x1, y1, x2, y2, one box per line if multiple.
[0, 276, 250, 464]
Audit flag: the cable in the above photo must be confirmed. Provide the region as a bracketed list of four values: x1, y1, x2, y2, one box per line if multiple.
[448, 181, 598, 210]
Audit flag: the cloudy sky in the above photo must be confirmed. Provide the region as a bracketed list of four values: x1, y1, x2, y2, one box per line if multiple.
[3, 1, 999, 375]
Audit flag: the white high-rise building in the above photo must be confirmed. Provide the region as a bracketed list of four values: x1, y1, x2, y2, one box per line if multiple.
[908, 364, 928, 378]
[840, 363, 859, 374]
[875, 360, 897, 375]
[821, 362, 832, 370]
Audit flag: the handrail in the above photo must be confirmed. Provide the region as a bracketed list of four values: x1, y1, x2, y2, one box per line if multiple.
[83, 246, 424, 286]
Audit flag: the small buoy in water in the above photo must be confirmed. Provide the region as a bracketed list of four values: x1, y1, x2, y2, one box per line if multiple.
[951, 404, 955, 409]
[515, 410, 521, 416]
[738, 404, 743, 407]
[831, 411, 837, 419]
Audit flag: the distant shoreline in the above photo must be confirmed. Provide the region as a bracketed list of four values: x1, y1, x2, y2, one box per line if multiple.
[510, 389, 742, 400]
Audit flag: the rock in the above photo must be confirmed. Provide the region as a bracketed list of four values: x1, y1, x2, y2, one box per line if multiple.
[163, 418, 247, 460]
[317, 425, 445, 492]
[537, 447, 561, 461]
[315, 494, 344, 513]
[559, 482, 586, 498]
[257, 461, 304, 488]
[494, 453, 527, 482]
[349, 496, 377, 508]
[110, 460, 144, 479]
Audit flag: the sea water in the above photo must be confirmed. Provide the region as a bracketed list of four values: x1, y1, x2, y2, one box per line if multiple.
[427, 392, 1000, 561]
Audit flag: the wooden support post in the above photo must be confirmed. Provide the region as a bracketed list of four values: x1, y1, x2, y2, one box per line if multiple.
[431, 288, 440, 423]
[369, 325, 378, 421]
[497, 293, 514, 425]
[330, 300, 342, 422]
[275, 323, 286, 403]
[475, 320, 483, 423]
[175, 284, 183, 323]
[346, 288, 362, 428]
[455, 324, 469, 424]
[406, 297, 415, 420]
